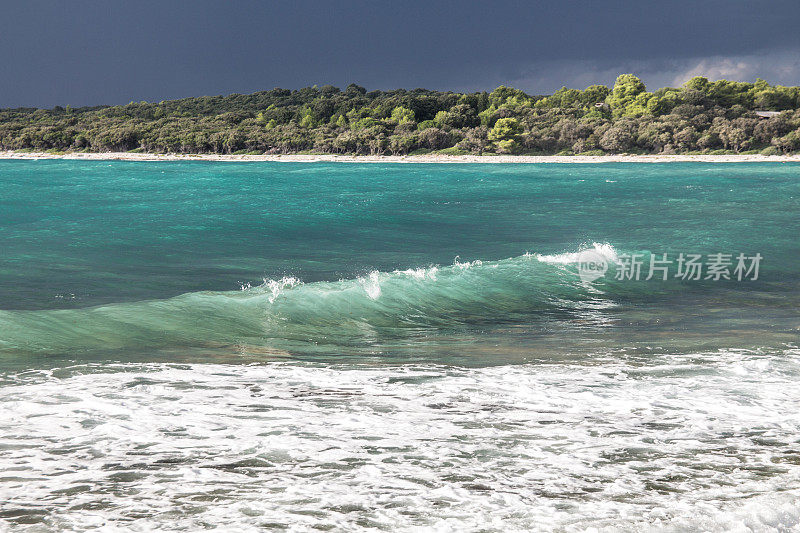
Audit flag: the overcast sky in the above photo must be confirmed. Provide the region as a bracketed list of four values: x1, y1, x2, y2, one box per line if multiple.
[2, 0, 800, 108]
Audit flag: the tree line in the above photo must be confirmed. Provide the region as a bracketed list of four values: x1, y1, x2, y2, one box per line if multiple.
[1, 75, 800, 156]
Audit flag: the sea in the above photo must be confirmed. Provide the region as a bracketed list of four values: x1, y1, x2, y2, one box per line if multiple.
[0, 160, 799, 531]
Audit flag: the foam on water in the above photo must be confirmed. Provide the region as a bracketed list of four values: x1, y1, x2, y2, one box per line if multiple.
[536, 242, 620, 265]
[1, 349, 799, 531]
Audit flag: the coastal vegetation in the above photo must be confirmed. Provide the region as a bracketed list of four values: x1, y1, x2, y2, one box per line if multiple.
[2, 75, 800, 156]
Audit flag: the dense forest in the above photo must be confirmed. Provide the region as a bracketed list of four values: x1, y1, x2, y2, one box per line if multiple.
[2, 75, 800, 156]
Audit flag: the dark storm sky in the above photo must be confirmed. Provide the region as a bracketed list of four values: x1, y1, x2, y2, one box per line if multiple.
[2, 0, 800, 108]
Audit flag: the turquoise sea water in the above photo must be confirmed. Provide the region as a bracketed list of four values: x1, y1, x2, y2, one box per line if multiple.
[1, 161, 799, 530]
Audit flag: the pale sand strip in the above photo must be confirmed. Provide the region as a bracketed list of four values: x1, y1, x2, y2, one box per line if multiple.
[2, 150, 800, 163]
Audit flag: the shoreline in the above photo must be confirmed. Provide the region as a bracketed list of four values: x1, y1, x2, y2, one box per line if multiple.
[2, 150, 800, 163]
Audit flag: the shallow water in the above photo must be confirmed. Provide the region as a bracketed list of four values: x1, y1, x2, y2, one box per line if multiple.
[0, 161, 799, 530]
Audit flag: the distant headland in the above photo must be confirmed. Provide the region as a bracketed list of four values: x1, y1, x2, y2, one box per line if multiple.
[2, 75, 799, 157]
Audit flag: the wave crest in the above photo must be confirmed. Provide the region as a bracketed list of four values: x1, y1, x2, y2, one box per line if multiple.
[0, 246, 633, 355]
[535, 242, 619, 265]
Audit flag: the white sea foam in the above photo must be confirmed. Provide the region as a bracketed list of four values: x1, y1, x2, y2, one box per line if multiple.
[1, 349, 799, 531]
[536, 242, 620, 265]
[453, 256, 483, 270]
[241, 276, 302, 301]
[263, 276, 302, 303]
[358, 271, 382, 300]
[395, 266, 438, 281]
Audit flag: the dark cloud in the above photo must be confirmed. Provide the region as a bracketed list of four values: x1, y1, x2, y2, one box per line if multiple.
[2, 0, 799, 107]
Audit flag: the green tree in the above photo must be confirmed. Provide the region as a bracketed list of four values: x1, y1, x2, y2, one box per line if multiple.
[684, 76, 710, 93]
[390, 106, 415, 124]
[599, 124, 634, 152]
[488, 117, 522, 153]
[607, 74, 648, 117]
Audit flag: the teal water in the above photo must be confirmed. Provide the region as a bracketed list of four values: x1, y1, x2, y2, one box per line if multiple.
[1, 160, 799, 530]
[0, 161, 798, 362]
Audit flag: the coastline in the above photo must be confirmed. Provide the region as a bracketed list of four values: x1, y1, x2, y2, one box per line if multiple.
[2, 150, 800, 163]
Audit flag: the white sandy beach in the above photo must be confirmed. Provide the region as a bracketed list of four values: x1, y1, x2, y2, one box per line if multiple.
[2, 150, 800, 163]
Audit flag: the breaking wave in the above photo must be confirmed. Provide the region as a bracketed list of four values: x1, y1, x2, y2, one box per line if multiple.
[0, 244, 660, 355]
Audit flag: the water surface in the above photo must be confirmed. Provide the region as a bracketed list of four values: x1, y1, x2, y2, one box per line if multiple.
[0, 161, 798, 530]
